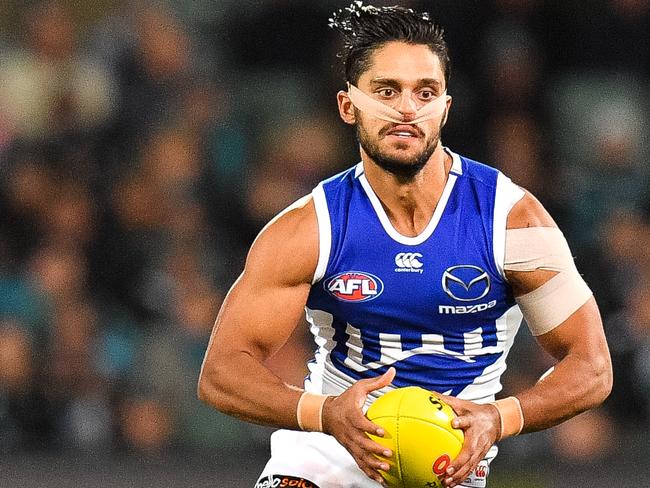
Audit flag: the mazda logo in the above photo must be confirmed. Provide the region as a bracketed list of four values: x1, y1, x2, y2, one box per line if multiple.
[442, 265, 490, 302]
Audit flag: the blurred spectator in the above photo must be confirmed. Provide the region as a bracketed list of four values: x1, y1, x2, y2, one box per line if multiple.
[119, 396, 173, 454]
[0, 320, 33, 396]
[550, 73, 649, 245]
[245, 115, 341, 228]
[0, 0, 116, 145]
[604, 279, 650, 426]
[482, 12, 542, 112]
[550, 409, 616, 462]
[486, 112, 546, 197]
[106, 4, 199, 168]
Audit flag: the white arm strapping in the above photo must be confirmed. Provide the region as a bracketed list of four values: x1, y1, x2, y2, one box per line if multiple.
[504, 227, 593, 336]
[504, 227, 572, 272]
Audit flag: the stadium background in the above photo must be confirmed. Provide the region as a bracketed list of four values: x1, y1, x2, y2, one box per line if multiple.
[0, 0, 649, 486]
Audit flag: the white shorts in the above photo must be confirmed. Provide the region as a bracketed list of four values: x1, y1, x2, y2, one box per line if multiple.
[255, 429, 498, 488]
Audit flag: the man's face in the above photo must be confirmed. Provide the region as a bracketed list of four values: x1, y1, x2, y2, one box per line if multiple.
[347, 41, 451, 178]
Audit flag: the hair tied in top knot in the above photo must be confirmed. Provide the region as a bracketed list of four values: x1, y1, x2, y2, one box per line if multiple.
[328, 2, 449, 86]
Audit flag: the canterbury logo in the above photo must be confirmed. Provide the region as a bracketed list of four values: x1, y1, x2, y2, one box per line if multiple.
[395, 252, 423, 273]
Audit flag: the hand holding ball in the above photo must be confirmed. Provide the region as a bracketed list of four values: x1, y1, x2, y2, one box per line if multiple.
[366, 387, 464, 488]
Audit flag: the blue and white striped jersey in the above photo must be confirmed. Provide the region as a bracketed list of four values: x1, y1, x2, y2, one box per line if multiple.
[304, 149, 525, 404]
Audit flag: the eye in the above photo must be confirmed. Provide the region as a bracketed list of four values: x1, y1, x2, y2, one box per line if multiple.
[418, 89, 437, 101]
[377, 88, 397, 98]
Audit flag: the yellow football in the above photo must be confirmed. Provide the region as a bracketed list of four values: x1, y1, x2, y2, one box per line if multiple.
[366, 386, 464, 488]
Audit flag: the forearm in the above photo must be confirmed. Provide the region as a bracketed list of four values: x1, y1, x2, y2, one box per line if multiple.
[516, 351, 612, 433]
[198, 350, 303, 429]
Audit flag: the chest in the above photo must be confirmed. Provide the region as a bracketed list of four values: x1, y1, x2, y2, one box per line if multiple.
[311, 193, 513, 336]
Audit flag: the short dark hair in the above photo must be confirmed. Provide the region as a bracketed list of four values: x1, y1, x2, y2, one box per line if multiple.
[329, 2, 450, 87]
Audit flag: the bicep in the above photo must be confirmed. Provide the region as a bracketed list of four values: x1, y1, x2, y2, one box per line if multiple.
[504, 188, 597, 337]
[203, 199, 319, 365]
[504, 190, 561, 297]
[209, 271, 313, 362]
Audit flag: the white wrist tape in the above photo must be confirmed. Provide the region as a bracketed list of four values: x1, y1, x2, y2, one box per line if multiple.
[296, 392, 329, 432]
[492, 396, 524, 440]
[504, 227, 592, 336]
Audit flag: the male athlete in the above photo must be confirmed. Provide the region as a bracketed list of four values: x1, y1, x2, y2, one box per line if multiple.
[198, 4, 612, 487]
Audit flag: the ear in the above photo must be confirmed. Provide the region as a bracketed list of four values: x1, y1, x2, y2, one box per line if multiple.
[337, 90, 356, 125]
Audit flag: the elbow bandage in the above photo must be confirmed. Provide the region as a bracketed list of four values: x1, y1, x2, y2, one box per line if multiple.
[492, 396, 524, 440]
[296, 392, 329, 432]
[504, 227, 592, 336]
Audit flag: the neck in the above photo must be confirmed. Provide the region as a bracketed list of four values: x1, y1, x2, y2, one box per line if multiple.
[361, 144, 452, 237]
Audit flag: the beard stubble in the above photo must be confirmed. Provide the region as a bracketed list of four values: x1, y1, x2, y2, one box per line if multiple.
[355, 110, 445, 180]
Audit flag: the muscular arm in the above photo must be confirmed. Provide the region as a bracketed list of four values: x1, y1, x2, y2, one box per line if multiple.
[443, 191, 612, 487]
[505, 191, 612, 432]
[197, 197, 318, 428]
[198, 197, 393, 484]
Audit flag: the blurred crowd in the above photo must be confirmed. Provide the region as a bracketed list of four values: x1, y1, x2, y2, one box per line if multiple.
[0, 0, 649, 469]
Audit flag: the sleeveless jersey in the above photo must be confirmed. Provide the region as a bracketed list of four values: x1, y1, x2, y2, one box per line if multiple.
[304, 149, 525, 404]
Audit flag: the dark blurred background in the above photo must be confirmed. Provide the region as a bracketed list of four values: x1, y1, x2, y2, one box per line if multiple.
[0, 0, 648, 486]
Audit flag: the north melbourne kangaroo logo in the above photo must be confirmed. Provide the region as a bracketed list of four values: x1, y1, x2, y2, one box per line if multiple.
[395, 252, 424, 273]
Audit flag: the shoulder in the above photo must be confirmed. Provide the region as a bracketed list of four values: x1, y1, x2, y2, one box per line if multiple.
[317, 164, 362, 202]
[506, 189, 557, 229]
[245, 194, 319, 287]
[449, 152, 557, 233]
[321, 164, 361, 186]
[503, 189, 564, 295]
[453, 152, 500, 187]
[453, 148, 557, 229]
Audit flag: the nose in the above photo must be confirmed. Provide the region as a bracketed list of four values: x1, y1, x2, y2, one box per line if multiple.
[395, 91, 417, 119]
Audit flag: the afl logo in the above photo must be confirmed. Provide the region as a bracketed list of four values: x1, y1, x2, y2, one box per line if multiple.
[325, 271, 384, 302]
[442, 265, 490, 302]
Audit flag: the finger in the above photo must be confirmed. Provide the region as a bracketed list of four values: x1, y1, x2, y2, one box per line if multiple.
[359, 367, 396, 393]
[350, 407, 387, 436]
[358, 435, 393, 458]
[448, 443, 472, 475]
[367, 455, 391, 472]
[352, 450, 389, 486]
[358, 416, 392, 437]
[365, 468, 387, 487]
[363, 459, 390, 486]
[447, 439, 489, 485]
[351, 444, 388, 469]
[451, 414, 471, 430]
[437, 393, 464, 414]
[447, 454, 480, 486]
[448, 462, 472, 484]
